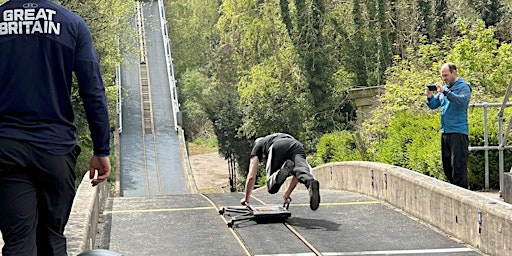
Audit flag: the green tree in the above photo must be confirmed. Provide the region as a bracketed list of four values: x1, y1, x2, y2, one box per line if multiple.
[377, 0, 392, 74]
[165, 0, 220, 140]
[349, 0, 368, 86]
[214, 0, 308, 138]
[433, 0, 455, 40]
[329, 0, 394, 87]
[179, 70, 213, 139]
[415, 0, 454, 42]
[469, 0, 504, 28]
[279, 0, 342, 136]
[202, 0, 258, 179]
[203, 78, 251, 186]
[446, 20, 512, 98]
[238, 48, 311, 138]
[417, 0, 433, 41]
[165, 0, 219, 78]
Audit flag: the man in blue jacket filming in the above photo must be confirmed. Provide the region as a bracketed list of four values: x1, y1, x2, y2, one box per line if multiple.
[425, 62, 471, 189]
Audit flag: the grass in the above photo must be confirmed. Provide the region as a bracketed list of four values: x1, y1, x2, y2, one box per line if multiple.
[187, 136, 218, 155]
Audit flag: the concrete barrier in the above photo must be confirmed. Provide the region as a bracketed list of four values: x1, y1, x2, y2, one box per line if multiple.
[503, 173, 512, 204]
[65, 172, 109, 256]
[284, 161, 512, 256]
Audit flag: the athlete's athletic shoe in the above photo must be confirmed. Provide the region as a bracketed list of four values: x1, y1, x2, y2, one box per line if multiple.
[308, 180, 320, 210]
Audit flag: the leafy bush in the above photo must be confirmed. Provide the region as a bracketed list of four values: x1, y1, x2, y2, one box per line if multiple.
[372, 110, 444, 179]
[192, 136, 218, 149]
[467, 107, 512, 190]
[316, 131, 362, 164]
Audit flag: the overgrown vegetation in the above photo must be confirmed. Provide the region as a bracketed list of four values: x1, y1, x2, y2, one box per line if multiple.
[165, 0, 512, 191]
[187, 137, 219, 155]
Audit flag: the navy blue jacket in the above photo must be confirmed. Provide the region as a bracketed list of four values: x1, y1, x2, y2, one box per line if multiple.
[0, 0, 110, 155]
[426, 78, 472, 135]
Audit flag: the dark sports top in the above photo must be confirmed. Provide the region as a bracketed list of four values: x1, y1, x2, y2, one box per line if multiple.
[0, 0, 110, 155]
[250, 133, 295, 161]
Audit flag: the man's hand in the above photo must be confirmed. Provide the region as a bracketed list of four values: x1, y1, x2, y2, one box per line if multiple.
[424, 87, 433, 98]
[283, 194, 292, 204]
[89, 155, 111, 186]
[435, 82, 444, 93]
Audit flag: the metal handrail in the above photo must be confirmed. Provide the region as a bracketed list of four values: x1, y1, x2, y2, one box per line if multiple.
[468, 75, 512, 193]
[116, 64, 122, 133]
[157, 0, 180, 131]
[468, 102, 512, 191]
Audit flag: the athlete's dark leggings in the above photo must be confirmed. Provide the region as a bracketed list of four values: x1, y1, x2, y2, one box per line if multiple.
[266, 138, 315, 193]
[0, 138, 79, 256]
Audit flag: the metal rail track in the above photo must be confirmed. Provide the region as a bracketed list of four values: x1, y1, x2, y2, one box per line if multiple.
[201, 194, 323, 256]
[135, 1, 163, 196]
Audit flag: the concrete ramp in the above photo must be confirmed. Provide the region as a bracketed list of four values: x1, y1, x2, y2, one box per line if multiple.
[103, 194, 245, 255]
[98, 190, 481, 256]
[119, 0, 186, 197]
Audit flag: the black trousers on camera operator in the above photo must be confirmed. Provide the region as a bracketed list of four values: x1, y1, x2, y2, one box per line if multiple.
[425, 63, 471, 189]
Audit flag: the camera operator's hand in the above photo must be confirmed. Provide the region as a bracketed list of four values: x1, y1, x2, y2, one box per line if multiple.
[435, 82, 444, 93]
[425, 87, 433, 98]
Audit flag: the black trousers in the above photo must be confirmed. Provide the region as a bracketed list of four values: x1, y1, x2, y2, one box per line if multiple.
[0, 138, 79, 256]
[266, 138, 315, 193]
[441, 133, 469, 189]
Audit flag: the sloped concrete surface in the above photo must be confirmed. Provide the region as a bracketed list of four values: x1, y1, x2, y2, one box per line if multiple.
[95, 190, 481, 255]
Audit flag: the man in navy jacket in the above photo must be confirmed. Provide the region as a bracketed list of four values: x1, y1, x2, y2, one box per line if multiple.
[0, 0, 111, 255]
[426, 62, 472, 188]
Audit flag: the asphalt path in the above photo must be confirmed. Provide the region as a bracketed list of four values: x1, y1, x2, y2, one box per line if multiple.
[102, 189, 482, 255]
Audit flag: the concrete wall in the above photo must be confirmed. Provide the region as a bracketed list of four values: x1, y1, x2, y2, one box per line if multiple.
[65, 173, 109, 256]
[347, 86, 384, 125]
[503, 173, 512, 204]
[285, 161, 512, 256]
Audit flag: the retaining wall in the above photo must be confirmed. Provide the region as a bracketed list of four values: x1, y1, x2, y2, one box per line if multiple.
[285, 161, 512, 256]
[65, 173, 109, 256]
